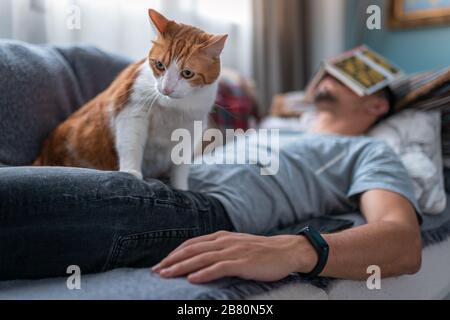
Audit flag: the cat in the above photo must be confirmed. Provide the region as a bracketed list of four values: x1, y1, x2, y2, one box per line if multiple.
[33, 9, 227, 189]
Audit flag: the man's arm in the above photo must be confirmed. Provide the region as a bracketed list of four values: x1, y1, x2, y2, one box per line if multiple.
[153, 189, 422, 283]
[320, 189, 422, 280]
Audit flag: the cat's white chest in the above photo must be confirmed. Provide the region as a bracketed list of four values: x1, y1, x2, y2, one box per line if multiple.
[142, 105, 203, 178]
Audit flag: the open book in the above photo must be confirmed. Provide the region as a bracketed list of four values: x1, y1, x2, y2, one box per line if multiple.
[306, 45, 403, 98]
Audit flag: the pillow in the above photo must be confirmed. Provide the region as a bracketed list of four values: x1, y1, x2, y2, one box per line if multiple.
[369, 110, 446, 215]
[388, 68, 450, 168]
[0, 40, 131, 166]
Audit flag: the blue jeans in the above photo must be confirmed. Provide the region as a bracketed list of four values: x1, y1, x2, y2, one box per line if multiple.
[0, 167, 234, 281]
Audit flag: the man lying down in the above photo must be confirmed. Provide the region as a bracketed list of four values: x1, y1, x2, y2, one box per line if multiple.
[0, 75, 422, 283]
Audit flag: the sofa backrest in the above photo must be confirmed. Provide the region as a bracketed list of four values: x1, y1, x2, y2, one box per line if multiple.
[0, 40, 131, 166]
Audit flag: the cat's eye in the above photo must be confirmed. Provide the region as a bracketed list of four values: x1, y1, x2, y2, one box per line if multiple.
[181, 69, 195, 79]
[154, 60, 166, 71]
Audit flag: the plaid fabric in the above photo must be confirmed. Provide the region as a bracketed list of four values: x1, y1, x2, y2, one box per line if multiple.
[210, 69, 260, 132]
[388, 68, 450, 162]
[390, 67, 450, 111]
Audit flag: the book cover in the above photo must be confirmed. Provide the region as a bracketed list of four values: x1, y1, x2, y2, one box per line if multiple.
[306, 45, 403, 100]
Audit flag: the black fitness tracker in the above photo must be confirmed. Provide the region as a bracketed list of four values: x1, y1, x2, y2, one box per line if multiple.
[296, 226, 329, 278]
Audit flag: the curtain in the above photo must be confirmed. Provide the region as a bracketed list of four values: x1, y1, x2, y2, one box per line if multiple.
[0, 0, 253, 78]
[252, 0, 311, 112]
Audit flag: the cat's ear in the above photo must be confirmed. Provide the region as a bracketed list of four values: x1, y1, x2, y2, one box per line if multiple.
[201, 34, 228, 59]
[148, 9, 170, 35]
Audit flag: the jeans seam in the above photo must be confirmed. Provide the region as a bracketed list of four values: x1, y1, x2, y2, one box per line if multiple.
[103, 232, 121, 272]
[104, 228, 199, 271]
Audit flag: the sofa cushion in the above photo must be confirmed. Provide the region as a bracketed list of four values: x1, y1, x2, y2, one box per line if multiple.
[0, 40, 131, 166]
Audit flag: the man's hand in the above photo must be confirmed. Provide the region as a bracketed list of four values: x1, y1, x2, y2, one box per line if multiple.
[152, 231, 318, 284]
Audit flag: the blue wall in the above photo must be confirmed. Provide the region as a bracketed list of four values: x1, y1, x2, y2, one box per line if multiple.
[346, 0, 450, 73]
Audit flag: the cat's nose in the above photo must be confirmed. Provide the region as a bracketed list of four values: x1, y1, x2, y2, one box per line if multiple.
[163, 88, 174, 96]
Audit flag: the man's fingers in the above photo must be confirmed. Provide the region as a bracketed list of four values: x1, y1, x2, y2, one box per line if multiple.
[168, 231, 230, 257]
[159, 250, 232, 278]
[187, 261, 242, 284]
[155, 241, 225, 272]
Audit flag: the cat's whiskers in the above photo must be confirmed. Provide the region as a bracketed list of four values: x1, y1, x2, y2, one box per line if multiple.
[142, 91, 160, 117]
[151, 84, 173, 107]
[139, 92, 154, 107]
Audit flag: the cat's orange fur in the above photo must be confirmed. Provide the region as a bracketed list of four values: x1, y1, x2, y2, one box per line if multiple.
[33, 60, 143, 169]
[33, 9, 226, 171]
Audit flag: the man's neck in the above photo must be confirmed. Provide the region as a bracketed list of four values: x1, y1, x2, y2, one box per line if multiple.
[309, 112, 368, 136]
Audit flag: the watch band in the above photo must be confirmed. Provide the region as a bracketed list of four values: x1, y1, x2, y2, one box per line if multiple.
[296, 226, 329, 278]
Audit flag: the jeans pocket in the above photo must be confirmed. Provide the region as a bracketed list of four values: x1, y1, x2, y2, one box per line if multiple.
[104, 228, 200, 271]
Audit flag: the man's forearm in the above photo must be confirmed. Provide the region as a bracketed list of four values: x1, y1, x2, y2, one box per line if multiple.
[297, 221, 422, 280]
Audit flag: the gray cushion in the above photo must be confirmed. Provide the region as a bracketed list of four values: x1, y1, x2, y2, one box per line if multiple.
[0, 40, 131, 166]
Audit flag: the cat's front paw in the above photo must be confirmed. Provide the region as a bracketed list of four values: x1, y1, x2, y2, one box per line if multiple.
[121, 169, 143, 180]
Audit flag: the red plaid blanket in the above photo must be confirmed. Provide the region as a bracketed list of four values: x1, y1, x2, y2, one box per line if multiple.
[210, 69, 260, 131]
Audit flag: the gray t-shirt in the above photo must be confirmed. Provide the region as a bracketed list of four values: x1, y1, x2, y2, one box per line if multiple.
[188, 131, 421, 235]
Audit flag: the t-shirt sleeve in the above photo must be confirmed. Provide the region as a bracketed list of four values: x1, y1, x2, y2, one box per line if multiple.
[348, 140, 422, 222]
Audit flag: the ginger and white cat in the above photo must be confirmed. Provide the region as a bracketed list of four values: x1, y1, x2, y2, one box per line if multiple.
[34, 9, 227, 188]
